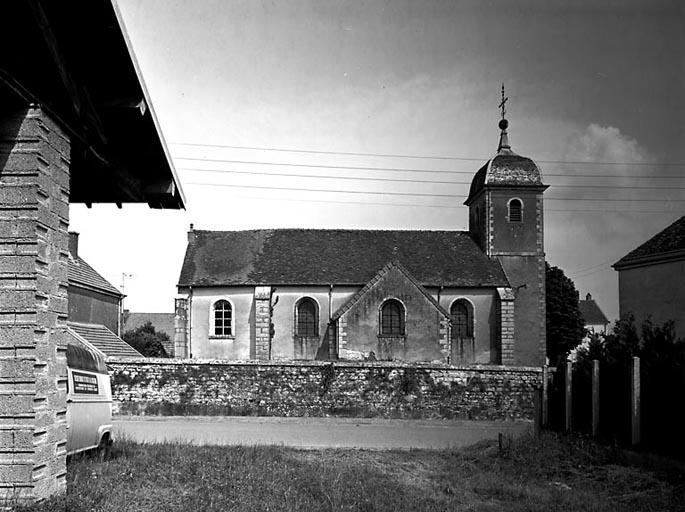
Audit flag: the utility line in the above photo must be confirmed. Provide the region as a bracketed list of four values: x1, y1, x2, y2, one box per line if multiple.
[178, 166, 685, 190]
[184, 181, 685, 202]
[189, 190, 679, 214]
[567, 258, 617, 275]
[174, 157, 685, 179]
[170, 141, 685, 167]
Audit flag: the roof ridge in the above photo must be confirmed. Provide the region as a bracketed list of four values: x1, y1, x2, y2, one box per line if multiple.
[331, 261, 450, 321]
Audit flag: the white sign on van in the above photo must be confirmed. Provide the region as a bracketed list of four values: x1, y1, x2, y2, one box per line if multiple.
[72, 371, 99, 394]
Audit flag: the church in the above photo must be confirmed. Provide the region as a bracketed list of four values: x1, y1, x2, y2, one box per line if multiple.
[175, 116, 548, 367]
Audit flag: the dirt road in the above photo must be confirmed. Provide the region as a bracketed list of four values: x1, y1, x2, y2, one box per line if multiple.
[114, 416, 532, 449]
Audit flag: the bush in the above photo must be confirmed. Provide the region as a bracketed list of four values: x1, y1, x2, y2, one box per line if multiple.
[122, 321, 170, 357]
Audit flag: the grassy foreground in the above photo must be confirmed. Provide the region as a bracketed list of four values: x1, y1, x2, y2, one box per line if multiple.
[15, 432, 684, 512]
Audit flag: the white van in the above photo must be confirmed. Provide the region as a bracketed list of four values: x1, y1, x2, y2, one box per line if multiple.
[66, 333, 114, 456]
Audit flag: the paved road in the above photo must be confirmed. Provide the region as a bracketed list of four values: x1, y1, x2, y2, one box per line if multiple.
[113, 416, 533, 450]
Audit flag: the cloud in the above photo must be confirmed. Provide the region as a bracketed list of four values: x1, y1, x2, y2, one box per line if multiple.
[564, 124, 649, 166]
[544, 123, 678, 322]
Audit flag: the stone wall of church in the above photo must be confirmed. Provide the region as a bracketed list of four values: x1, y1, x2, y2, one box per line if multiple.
[109, 359, 543, 421]
[341, 268, 448, 362]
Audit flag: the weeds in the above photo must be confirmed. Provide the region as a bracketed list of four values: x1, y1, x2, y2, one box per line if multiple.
[13, 432, 684, 512]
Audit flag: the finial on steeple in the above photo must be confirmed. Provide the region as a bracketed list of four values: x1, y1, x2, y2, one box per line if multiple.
[497, 83, 511, 152]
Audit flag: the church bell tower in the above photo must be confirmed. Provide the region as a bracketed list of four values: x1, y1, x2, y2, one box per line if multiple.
[464, 86, 549, 366]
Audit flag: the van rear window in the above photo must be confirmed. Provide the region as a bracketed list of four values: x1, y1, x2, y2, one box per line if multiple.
[72, 371, 99, 394]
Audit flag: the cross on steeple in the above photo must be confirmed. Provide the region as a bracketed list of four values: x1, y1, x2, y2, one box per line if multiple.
[497, 83, 511, 152]
[498, 83, 508, 120]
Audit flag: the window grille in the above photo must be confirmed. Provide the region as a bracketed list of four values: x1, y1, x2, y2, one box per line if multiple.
[451, 300, 473, 338]
[296, 298, 318, 337]
[214, 300, 232, 336]
[508, 199, 522, 222]
[380, 299, 405, 336]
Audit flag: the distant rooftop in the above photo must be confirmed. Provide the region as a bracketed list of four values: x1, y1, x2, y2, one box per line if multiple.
[614, 215, 685, 270]
[579, 293, 609, 326]
[68, 322, 142, 359]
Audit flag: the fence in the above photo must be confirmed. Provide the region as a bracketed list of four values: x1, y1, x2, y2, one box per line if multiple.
[546, 357, 685, 458]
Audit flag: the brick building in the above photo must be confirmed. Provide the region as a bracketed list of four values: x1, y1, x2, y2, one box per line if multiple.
[176, 118, 548, 367]
[0, 1, 184, 504]
[613, 215, 685, 339]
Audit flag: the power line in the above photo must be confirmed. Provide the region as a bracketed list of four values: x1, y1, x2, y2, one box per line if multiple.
[184, 181, 685, 202]
[174, 157, 685, 179]
[571, 265, 614, 279]
[178, 166, 685, 190]
[171, 141, 685, 167]
[185, 189, 680, 214]
[568, 258, 617, 275]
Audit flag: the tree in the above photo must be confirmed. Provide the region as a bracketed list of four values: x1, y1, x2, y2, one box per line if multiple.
[545, 262, 585, 365]
[122, 321, 169, 358]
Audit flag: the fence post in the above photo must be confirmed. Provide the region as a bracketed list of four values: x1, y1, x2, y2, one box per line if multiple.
[565, 361, 573, 432]
[542, 365, 549, 428]
[631, 356, 641, 446]
[592, 359, 600, 438]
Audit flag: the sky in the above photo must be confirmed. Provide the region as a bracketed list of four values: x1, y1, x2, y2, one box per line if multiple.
[71, 0, 685, 321]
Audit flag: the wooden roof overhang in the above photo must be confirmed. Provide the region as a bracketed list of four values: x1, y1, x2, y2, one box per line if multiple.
[0, 0, 185, 209]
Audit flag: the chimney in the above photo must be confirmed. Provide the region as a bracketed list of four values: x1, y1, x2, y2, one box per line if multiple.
[586, 293, 592, 301]
[68, 232, 79, 258]
[188, 223, 196, 243]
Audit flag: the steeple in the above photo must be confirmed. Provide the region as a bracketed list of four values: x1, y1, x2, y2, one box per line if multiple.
[497, 83, 511, 153]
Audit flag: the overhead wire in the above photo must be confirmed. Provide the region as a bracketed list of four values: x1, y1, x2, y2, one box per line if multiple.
[170, 141, 685, 167]
[177, 165, 685, 190]
[173, 156, 685, 179]
[184, 181, 685, 202]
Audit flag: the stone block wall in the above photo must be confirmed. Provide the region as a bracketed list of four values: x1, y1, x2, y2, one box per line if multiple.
[109, 359, 542, 421]
[0, 107, 70, 504]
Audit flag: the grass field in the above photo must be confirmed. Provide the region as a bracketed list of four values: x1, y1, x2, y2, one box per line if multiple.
[12, 432, 684, 511]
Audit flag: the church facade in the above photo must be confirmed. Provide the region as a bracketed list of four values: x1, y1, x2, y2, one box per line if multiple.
[175, 121, 548, 366]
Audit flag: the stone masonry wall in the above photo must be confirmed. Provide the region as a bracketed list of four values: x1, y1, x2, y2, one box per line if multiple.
[0, 107, 70, 504]
[109, 359, 542, 421]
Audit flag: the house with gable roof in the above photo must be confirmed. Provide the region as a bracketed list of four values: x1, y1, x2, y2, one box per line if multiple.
[579, 293, 609, 334]
[613, 215, 685, 339]
[176, 117, 548, 367]
[67, 231, 141, 358]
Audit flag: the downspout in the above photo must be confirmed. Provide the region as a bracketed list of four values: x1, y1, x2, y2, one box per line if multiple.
[328, 284, 333, 321]
[329, 284, 334, 359]
[188, 285, 193, 358]
[117, 295, 122, 337]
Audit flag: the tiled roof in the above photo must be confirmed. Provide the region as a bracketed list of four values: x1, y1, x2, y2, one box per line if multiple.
[68, 255, 122, 297]
[178, 229, 509, 288]
[614, 216, 685, 269]
[122, 313, 175, 355]
[67, 322, 142, 358]
[466, 149, 545, 204]
[579, 299, 609, 326]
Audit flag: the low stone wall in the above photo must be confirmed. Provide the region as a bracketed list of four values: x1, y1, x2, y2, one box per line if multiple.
[108, 358, 543, 421]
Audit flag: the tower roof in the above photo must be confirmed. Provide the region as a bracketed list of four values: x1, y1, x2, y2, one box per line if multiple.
[465, 95, 546, 205]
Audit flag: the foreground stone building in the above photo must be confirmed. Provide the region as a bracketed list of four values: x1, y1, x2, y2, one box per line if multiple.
[0, 1, 184, 504]
[176, 119, 548, 367]
[613, 215, 685, 339]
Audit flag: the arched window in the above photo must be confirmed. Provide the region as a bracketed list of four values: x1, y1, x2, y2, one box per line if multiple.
[450, 300, 473, 338]
[380, 299, 405, 336]
[508, 198, 522, 222]
[295, 298, 318, 337]
[213, 300, 232, 336]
